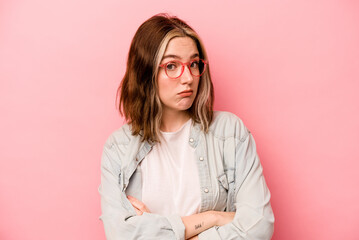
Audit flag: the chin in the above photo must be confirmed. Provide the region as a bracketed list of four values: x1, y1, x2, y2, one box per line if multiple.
[164, 98, 195, 112]
[179, 102, 194, 111]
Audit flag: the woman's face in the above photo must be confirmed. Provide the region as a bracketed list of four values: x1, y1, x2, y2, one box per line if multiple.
[157, 37, 200, 115]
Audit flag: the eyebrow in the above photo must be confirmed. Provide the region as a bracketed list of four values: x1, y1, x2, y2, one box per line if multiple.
[162, 53, 199, 61]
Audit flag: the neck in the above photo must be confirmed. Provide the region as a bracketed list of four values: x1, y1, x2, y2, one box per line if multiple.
[160, 108, 191, 132]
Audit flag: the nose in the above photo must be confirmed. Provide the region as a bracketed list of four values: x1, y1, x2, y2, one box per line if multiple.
[180, 64, 194, 84]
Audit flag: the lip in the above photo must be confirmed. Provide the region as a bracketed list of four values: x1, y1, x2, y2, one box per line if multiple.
[178, 90, 193, 97]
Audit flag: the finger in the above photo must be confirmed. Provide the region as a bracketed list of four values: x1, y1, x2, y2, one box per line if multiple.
[127, 195, 142, 208]
[127, 195, 150, 213]
[133, 207, 143, 216]
[127, 195, 146, 210]
[127, 196, 143, 215]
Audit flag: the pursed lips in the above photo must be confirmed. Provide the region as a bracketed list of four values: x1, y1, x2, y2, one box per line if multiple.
[178, 90, 193, 97]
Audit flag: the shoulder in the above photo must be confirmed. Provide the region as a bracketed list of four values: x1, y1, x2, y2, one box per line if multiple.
[101, 123, 142, 170]
[208, 111, 250, 141]
[103, 123, 138, 149]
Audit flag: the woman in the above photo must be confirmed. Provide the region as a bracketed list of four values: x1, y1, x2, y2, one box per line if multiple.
[99, 13, 274, 240]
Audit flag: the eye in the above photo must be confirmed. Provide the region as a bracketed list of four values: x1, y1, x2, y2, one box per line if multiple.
[190, 60, 200, 68]
[166, 62, 179, 71]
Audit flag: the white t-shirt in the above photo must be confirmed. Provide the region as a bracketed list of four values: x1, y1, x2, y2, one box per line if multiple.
[140, 119, 201, 216]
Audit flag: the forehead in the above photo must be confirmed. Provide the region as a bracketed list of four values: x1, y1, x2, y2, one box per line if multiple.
[164, 37, 199, 57]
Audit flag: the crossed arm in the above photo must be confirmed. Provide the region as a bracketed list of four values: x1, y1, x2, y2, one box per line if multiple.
[127, 195, 235, 240]
[100, 128, 274, 239]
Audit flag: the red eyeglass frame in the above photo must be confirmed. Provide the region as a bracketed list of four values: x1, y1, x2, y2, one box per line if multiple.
[159, 59, 208, 79]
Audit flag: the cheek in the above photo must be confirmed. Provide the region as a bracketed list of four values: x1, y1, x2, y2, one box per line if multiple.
[157, 75, 175, 99]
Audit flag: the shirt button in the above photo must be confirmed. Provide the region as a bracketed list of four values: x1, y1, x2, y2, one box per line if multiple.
[199, 157, 204, 161]
[204, 188, 209, 193]
[189, 138, 194, 143]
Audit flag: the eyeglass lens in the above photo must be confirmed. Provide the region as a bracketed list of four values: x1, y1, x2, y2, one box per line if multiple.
[165, 59, 206, 79]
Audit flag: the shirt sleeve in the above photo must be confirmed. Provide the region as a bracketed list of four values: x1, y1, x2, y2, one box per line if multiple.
[98, 137, 186, 240]
[198, 132, 275, 240]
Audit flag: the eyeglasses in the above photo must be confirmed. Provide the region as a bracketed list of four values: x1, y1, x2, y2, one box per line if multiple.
[159, 59, 207, 79]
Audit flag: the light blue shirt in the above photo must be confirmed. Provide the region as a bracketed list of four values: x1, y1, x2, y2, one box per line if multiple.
[99, 111, 274, 239]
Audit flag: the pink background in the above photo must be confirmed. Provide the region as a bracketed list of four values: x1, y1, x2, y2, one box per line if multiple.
[1, 0, 359, 239]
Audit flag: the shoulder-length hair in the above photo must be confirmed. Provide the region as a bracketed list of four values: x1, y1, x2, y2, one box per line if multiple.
[117, 13, 214, 143]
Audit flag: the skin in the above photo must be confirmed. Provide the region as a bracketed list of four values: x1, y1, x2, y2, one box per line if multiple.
[157, 36, 200, 132]
[127, 195, 234, 239]
[127, 37, 235, 239]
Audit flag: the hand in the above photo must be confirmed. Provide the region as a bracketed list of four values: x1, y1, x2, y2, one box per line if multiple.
[127, 195, 151, 216]
[214, 211, 235, 226]
[188, 235, 199, 240]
